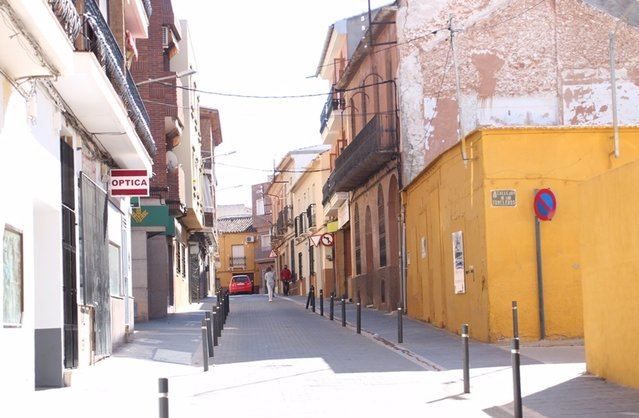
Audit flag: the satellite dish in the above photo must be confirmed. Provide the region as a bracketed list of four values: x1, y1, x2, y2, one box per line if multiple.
[166, 151, 178, 170]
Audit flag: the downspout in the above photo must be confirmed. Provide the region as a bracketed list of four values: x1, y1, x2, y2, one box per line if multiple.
[610, 31, 620, 158]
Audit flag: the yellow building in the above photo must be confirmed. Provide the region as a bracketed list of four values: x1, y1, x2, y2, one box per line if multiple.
[404, 127, 639, 348]
[216, 215, 259, 291]
[580, 159, 639, 388]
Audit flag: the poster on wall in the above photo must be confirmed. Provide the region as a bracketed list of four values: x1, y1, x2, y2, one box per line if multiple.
[452, 231, 465, 294]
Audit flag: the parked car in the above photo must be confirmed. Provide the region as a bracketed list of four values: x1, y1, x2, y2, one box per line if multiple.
[229, 275, 253, 295]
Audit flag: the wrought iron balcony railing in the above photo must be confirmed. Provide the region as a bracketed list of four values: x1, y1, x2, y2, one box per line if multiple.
[319, 88, 344, 134]
[50, 0, 155, 158]
[323, 114, 398, 202]
[229, 257, 247, 268]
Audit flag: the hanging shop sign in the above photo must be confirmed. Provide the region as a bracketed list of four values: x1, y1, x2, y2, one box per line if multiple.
[109, 169, 149, 197]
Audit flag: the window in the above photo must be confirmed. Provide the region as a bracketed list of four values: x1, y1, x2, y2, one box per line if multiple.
[231, 245, 245, 267]
[378, 185, 387, 267]
[109, 243, 122, 296]
[176, 242, 182, 275]
[256, 198, 264, 216]
[261, 234, 271, 250]
[354, 204, 361, 275]
[3, 226, 23, 327]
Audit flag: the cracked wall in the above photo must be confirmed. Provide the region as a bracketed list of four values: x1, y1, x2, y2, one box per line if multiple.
[397, 0, 639, 184]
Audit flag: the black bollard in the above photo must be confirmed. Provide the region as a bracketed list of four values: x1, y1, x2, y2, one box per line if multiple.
[221, 296, 226, 327]
[212, 310, 218, 346]
[201, 319, 209, 372]
[462, 324, 470, 394]
[329, 293, 334, 321]
[512, 338, 523, 418]
[158, 378, 169, 418]
[512, 301, 519, 339]
[356, 302, 361, 334]
[397, 306, 404, 343]
[341, 298, 346, 327]
[205, 312, 213, 356]
[305, 289, 312, 309]
[311, 286, 316, 313]
[320, 289, 324, 316]
[225, 290, 230, 316]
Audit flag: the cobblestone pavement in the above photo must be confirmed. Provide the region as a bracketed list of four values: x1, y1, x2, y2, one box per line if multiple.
[10, 294, 639, 417]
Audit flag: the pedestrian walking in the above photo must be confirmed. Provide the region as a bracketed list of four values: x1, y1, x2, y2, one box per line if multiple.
[280, 264, 292, 296]
[265, 266, 276, 302]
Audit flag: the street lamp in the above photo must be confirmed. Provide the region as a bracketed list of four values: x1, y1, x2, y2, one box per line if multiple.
[135, 69, 197, 86]
[202, 150, 237, 162]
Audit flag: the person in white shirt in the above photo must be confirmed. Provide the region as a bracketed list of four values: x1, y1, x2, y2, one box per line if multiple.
[264, 266, 276, 302]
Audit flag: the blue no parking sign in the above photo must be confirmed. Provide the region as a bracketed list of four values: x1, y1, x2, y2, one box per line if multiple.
[534, 189, 557, 221]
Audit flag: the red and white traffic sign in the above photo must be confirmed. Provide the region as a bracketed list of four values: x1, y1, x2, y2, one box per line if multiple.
[109, 169, 149, 197]
[320, 233, 334, 247]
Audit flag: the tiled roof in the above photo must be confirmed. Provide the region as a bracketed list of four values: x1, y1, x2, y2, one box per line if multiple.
[217, 216, 255, 234]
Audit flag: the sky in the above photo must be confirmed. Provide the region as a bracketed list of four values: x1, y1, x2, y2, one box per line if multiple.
[172, 0, 391, 207]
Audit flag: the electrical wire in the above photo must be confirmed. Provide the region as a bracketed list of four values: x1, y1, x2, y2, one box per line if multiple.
[158, 78, 395, 100]
[216, 162, 330, 173]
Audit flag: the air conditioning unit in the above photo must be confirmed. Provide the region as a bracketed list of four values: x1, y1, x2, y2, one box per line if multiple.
[245, 236, 256, 243]
[161, 26, 170, 49]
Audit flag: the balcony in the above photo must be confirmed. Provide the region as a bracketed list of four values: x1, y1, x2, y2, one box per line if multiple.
[323, 114, 398, 202]
[50, 0, 155, 171]
[124, 0, 152, 39]
[229, 257, 247, 268]
[167, 166, 186, 217]
[319, 88, 343, 136]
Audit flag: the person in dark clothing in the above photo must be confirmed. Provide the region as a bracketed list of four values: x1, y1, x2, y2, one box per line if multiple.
[280, 265, 292, 296]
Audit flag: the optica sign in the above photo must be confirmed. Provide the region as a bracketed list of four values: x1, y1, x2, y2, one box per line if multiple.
[110, 169, 149, 197]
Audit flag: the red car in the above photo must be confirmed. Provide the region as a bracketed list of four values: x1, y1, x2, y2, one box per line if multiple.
[229, 275, 253, 295]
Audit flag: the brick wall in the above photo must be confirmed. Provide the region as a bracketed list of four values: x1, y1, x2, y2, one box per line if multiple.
[130, 0, 179, 197]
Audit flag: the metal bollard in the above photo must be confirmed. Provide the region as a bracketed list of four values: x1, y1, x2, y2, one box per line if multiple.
[311, 286, 316, 313]
[341, 298, 346, 327]
[158, 378, 169, 418]
[356, 302, 361, 334]
[205, 312, 213, 356]
[397, 306, 404, 343]
[512, 338, 523, 418]
[305, 288, 312, 309]
[212, 310, 218, 346]
[512, 301, 519, 339]
[329, 293, 334, 321]
[462, 324, 470, 394]
[320, 289, 324, 316]
[221, 296, 226, 328]
[201, 319, 209, 372]
[225, 291, 230, 316]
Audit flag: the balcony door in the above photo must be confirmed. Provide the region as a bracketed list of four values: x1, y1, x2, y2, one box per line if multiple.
[232, 245, 245, 267]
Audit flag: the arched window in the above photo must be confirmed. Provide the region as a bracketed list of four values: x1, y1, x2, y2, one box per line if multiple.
[365, 206, 374, 273]
[354, 204, 361, 275]
[360, 83, 368, 127]
[349, 97, 357, 141]
[378, 184, 387, 267]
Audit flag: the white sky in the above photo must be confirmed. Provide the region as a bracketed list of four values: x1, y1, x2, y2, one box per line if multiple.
[172, 0, 391, 207]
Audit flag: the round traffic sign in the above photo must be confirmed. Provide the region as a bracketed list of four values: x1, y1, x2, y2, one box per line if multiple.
[534, 189, 557, 221]
[320, 233, 334, 247]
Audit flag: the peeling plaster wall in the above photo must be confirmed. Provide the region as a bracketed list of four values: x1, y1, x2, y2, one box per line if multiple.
[397, 0, 639, 184]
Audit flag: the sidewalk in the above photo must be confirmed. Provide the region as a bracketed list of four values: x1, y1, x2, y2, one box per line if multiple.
[284, 294, 639, 417]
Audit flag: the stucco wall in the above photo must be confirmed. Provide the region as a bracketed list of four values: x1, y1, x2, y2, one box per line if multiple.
[397, 0, 639, 184]
[405, 127, 639, 342]
[580, 160, 639, 388]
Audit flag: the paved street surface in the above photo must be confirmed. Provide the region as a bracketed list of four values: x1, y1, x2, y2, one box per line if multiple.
[8, 294, 639, 417]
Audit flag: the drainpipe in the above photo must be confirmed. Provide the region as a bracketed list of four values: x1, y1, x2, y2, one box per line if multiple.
[610, 31, 620, 159]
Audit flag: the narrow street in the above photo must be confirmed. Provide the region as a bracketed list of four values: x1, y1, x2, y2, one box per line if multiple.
[11, 294, 639, 418]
